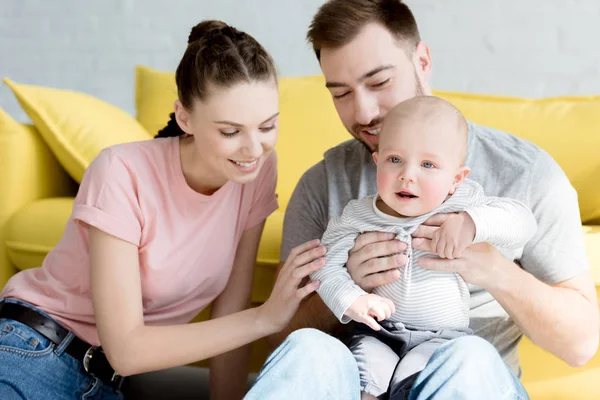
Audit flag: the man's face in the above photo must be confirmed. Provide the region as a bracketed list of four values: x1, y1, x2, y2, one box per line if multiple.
[320, 22, 432, 152]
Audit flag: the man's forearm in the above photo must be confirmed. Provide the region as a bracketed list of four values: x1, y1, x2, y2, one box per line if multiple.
[488, 259, 599, 366]
[210, 344, 252, 400]
[266, 293, 340, 350]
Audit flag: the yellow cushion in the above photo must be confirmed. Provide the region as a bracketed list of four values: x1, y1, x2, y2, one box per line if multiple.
[276, 76, 349, 209]
[0, 108, 76, 287]
[3, 78, 152, 183]
[435, 90, 600, 224]
[5, 198, 74, 270]
[135, 65, 178, 137]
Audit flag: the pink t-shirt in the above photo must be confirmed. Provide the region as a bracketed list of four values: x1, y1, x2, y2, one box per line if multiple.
[1, 137, 278, 344]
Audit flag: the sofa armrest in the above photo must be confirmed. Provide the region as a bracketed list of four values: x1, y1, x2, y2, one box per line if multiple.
[0, 123, 77, 288]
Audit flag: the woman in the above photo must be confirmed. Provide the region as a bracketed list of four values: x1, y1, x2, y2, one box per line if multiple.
[0, 20, 326, 399]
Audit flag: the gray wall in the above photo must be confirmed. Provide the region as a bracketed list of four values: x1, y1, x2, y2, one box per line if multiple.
[2, 0, 600, 122]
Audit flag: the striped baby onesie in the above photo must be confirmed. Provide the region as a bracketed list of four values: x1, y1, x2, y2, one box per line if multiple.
[311, 179, 537, 330]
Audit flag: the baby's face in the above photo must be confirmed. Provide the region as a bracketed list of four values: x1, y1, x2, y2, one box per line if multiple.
[374, 118, 468, 217]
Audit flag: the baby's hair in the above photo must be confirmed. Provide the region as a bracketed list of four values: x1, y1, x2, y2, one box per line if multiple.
[381, 96, 468, 163]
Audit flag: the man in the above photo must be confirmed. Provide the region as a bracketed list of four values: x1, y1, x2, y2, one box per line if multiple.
[246, 1, 599, 399]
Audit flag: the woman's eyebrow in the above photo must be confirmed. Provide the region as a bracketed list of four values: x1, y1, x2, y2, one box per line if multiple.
[213, 112, 280, 127]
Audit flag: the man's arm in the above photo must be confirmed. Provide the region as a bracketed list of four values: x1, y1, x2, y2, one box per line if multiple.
[491, 156, 599, 365]
[490, 263, 597, 367]
[415, 242, 598, 366]
[415, 155, 599, 366]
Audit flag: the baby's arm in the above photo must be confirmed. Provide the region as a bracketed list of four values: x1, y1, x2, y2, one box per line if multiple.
[344, 294, 396, 331]
[310, 204, 369, 323]
[431, 188, 537, 259]
[465, 196, 538, 249]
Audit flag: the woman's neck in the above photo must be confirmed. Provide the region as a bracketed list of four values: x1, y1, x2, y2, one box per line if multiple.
[179, 136, 227, 196]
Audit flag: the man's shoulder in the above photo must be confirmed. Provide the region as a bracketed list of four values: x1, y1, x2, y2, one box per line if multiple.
[467, 122, 561, 197]
[469, 122, 546, 164]
[323, 138, 368, 160]
[298, 139, 374, 192]
[297, 140, 361, 182]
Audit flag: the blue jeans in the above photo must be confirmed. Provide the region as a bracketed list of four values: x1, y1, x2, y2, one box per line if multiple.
[245, 328, 361, 400]
[0, 299, 122, 400]
[245, 329, 529, 400]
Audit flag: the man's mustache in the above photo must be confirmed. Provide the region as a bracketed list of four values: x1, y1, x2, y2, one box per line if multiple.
[352, 117, 384, 136]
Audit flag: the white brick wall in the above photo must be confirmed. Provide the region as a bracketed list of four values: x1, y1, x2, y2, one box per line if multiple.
[410, 0, 600, 97]
[1, 0, 599, 122]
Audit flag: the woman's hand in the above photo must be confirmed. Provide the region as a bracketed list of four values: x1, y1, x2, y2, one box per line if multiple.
[258, 239, 327, 333]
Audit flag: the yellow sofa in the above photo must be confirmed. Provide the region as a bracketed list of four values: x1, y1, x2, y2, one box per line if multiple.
[1, 68, 599, 399]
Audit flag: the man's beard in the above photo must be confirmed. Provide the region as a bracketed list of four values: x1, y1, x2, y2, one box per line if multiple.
[350, 69, 425, 153]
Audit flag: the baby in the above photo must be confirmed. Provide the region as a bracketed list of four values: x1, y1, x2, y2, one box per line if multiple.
[311, 96, 537, 399]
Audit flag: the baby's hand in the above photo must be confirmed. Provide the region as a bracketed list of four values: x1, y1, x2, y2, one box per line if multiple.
[344, 294, 395, 331]
[430, 212, 476, 259]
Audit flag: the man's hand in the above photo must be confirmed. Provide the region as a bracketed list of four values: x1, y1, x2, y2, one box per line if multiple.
[414, 239, 503, 289]
[430, 212, 476, 259]
[412, 213, 503, 288]
[347, 232, 408, 292]
[344, 294, 396, 331]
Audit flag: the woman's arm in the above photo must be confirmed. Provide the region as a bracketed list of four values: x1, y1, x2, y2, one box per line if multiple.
[209, 222, 265, 400]
[90, 226, 325, 377]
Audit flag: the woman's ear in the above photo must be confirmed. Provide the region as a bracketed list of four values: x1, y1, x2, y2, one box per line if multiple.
[174, 100, 193, 134]
[449, 166, 471, 194]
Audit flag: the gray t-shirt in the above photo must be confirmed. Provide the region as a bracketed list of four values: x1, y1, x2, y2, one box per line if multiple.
[281, 121, 589, 377]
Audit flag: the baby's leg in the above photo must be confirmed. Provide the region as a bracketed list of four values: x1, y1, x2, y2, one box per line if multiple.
[392, 337, 446, 385]
[347, 333, 400, 398]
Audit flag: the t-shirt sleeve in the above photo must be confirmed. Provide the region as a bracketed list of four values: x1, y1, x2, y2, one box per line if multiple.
[311, 202, 367, 323]
[519, 151, 589, 284]
[72, 148, 144, 246]
[244, 151, 279, 231]
[280, 161, 329, 261]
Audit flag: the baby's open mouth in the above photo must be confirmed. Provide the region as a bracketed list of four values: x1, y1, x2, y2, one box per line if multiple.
[396, 190, 417, 199]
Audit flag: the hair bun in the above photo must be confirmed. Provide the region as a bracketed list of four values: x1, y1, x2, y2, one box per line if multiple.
[188, 20, 228, 44]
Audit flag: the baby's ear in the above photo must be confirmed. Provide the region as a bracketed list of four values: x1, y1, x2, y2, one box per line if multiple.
[372, 151, 379, 164]
[449, 166, 471, 194]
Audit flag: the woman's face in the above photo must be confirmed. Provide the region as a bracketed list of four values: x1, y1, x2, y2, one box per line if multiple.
[177, 79, 279, 190]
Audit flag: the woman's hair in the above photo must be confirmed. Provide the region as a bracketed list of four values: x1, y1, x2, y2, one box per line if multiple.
[155, 20, 277, 138]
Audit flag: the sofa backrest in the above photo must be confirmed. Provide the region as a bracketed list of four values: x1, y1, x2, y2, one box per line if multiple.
[135, 66, 600, 223]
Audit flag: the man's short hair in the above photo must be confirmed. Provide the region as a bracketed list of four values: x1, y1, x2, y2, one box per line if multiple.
[307, 0, 421, 60]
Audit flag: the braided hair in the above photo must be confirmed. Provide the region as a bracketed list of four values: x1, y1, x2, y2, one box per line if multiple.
[155, 20, 277, 138]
